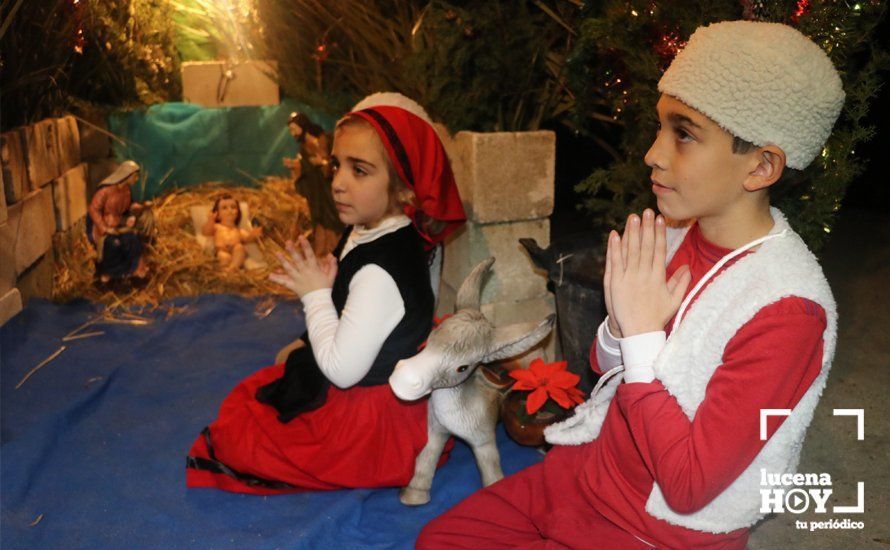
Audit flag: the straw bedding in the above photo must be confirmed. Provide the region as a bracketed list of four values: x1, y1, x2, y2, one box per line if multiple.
[52, 177, 310, 312]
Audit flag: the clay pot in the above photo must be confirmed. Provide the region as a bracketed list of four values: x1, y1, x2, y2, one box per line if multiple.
[500, 392, 566, 447]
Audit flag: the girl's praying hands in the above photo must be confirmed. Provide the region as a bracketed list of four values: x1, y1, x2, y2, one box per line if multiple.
[270, 235, 337, 298]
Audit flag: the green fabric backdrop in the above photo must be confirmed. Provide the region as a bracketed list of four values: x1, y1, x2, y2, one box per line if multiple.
[108, 100, 335, 199]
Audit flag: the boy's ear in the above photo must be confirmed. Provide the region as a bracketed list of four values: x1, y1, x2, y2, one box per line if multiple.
[743, 145, 786, 192]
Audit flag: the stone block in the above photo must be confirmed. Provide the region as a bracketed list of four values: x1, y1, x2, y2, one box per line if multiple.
[481, 294, 555, 326]
[435, 281, 457, 318]
[0, 288, 23, 327]
[0, 168, 6, 225]
[56, 115, 81, 173]
[480, 295, 557, 365]
[442, 219, 549, 305]
[450, 131, 555, 224]
[182, 60, 280, 107]
[17, 252, 54, 304]
[52, 163, 88, 231]
[0, 188, 55, 275]
[0, 205, 21, 281]
[25, 119, 62, 189]
[0, 222, 14, 294]
[78, 117, 113, 161]
[53, 217, 86, 255]
[2, 128, 29, 204]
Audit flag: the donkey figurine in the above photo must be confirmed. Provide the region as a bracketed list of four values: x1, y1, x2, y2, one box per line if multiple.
[389, 258, 555, 505]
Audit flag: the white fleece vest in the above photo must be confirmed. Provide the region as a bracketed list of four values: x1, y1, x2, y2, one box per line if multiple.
[545, 208, 837, 534]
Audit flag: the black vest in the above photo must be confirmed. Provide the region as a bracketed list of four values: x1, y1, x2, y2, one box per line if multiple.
[255, 224, 434, 422]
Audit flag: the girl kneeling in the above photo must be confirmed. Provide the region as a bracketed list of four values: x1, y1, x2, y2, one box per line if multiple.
[186, 94, 465, 493]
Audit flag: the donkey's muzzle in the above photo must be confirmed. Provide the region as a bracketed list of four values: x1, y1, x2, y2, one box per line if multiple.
[389, 360, 431, 401]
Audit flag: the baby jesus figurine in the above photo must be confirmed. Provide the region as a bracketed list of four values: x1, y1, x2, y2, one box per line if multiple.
[202, 194, 263, 272]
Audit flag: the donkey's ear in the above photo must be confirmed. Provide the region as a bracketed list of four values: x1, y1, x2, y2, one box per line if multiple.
[481, 315, 556, 363]
[456, 258, 495, 312]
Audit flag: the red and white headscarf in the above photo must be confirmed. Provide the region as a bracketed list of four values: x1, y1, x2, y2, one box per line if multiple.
[345, 93, 466, 249]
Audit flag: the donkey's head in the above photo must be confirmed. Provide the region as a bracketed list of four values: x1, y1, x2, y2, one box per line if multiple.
[390, 258, 555, 401]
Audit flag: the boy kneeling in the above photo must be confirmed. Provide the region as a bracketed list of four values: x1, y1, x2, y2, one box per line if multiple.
[420, 20, 843, 549]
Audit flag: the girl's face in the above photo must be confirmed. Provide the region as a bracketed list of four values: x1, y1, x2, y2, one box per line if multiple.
[217, 198, 240, 226]
[330, 123, 397, 228]
[288, 122, 303, 138]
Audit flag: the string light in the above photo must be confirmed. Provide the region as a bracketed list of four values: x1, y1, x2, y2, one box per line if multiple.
[74, 29, 84, 54]
[654, 30, 686, 68]
[791, 0, 812, 23]
[71, 0, 85, 54]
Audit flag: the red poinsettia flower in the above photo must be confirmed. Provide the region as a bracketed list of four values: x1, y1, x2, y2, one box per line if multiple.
[509, 358, 585, 415]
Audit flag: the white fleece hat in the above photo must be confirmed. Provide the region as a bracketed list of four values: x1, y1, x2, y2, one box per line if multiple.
[658, 21, 844, 169]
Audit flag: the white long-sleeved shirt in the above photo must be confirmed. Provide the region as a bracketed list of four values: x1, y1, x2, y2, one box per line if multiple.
[300, 215, 413, 388]
[595, 317, 663, 384]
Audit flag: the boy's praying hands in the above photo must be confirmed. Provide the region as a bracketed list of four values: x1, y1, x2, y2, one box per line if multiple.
[604, 209, 691, 338]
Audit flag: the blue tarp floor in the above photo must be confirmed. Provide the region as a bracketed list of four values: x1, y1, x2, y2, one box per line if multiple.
[1, 295, 543, 549]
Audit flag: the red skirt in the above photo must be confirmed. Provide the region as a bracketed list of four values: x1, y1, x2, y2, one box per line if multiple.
[186, 363, 447, 494]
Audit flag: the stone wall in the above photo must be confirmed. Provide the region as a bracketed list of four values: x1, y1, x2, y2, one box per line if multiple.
[1, 115, 98, 326]
[78, 110, 119, 198]
[438, 129, 557, 363]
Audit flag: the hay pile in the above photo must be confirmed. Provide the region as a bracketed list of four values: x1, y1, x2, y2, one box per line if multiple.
[53, 177, 311, 311]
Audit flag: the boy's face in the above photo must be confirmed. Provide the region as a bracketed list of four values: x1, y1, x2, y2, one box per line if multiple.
[645, 94, 759, 222]
[330, 123, 394, 228]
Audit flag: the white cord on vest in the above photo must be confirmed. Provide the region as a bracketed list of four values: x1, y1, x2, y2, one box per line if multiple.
[590, 362, 626, 399]
[587, 229, 789, 400]
[669, 229, 789, 335]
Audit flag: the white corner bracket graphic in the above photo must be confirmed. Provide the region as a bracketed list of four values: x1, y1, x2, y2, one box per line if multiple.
[760, 409, 792, 441]
[833, 408, 865, 440]
[833, 482, 865, 514]
[831, 409, 865, 513]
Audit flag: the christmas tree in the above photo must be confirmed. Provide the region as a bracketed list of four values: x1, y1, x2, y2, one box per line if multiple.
[254, 0, 885, 250]
[404, 0, 573, 131]
[0, 0, 181, 131]
[568, 0, 888, 252]
[255, 0, 574, 131]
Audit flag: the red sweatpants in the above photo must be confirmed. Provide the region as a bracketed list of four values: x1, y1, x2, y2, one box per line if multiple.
[417, 446, 648, 549]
